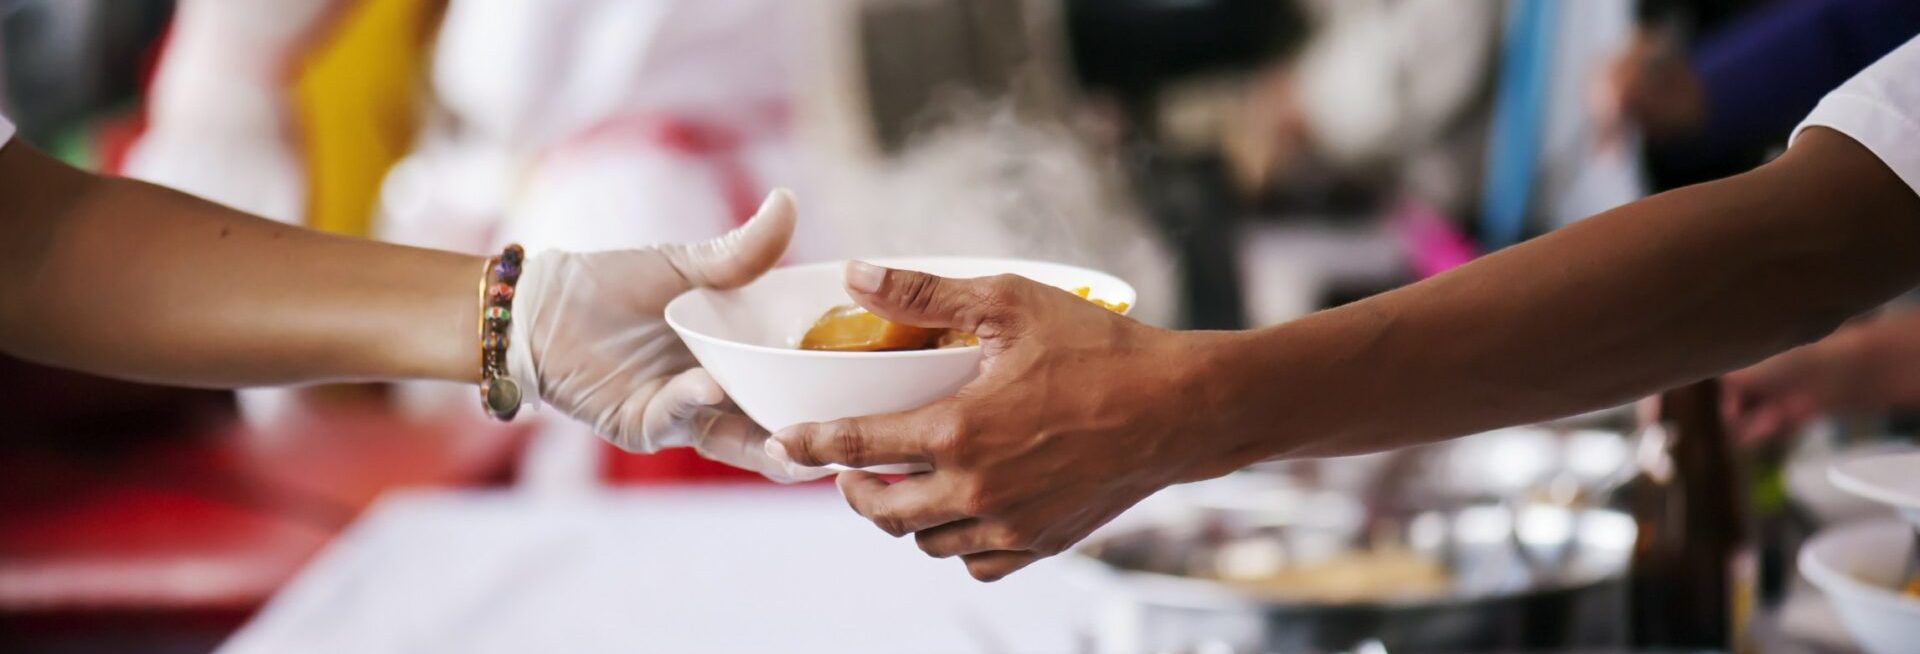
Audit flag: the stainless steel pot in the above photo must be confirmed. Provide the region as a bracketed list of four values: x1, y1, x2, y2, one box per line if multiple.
[1070, 416, 1642, 654]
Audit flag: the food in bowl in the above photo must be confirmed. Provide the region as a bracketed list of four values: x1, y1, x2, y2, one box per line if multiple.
[663, 257, 1135, 442]
[798, 286, 1129, 352]
[1906, 576, 1920, 598]
[1216, 545, 1453, 603]
[797, 305, 944, 352]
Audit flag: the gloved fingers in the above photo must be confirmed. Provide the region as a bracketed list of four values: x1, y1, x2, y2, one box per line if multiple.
[661, 188, 795, 290]
[691, 409, 834, 484]
[630, 368, 728, 453]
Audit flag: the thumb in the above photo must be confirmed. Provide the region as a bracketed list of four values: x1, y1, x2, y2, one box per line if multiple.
[663, 188, 796, 289]
[843, 261, 1015, 335]
[691, 410, 833, 484]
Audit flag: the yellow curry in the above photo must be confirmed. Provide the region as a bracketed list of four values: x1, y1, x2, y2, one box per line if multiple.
[799, 286, 1127, 352]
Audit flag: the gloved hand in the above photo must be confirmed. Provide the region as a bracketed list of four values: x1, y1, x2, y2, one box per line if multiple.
[507, 189, 827, 482]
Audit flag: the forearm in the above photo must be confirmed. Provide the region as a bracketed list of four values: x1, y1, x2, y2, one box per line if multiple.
[0, 141, 481, 387]
[1217, 128, 1920, 458]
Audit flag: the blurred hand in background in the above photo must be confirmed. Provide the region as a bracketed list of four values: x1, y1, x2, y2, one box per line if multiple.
[1592, 27, 1707, 146]
[1722, 310, 1920, 443]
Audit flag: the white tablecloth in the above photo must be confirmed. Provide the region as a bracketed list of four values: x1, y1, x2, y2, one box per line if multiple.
[219, 487, 1103, 654]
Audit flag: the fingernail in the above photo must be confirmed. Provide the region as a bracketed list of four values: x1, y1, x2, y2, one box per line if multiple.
[846, 260, 884, 294]
[764, 438, 794, 466]
[758, 188, 789, 214]
[740, 190, 793, 233]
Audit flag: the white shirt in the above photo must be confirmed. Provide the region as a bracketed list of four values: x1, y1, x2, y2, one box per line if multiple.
[0, 112, 15, 146]
[1795, 33, 1920, 195]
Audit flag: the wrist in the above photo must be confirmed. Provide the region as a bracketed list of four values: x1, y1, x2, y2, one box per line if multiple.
[1165, 328, 1291, 480]
[1195, 302, 1407, 464]
[400, 252, 487, 384]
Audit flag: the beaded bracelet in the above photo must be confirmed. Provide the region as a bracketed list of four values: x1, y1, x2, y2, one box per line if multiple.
[478, 244, 525, 421]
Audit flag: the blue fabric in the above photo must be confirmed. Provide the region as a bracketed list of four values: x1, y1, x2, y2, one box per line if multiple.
[1658, 0, 1920, 177]
[1480, 0, 1558, 250]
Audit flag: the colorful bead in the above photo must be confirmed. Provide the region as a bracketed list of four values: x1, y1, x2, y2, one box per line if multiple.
[493, 258, 521, 282]
[477, 243, 528, 423]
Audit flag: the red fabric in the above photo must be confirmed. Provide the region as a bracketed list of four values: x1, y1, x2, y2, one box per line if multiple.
[552, 105, 789, 226]
[0, 453, 328, 613]
[646, 119, 761, 224]
[601, 444, 764, 483]
[94, 113, 150, 175]
[0, 411, 527, 614]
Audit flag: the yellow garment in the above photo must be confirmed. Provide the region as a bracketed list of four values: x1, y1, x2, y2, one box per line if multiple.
[289, 0, 438, 236]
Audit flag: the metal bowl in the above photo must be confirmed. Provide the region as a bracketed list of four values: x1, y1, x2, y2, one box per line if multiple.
[1070, 417, 1642, 654]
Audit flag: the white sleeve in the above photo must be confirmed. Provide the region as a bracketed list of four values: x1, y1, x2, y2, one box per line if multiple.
[1793, 34, 1920, 196]
[0, 113, 14, 146]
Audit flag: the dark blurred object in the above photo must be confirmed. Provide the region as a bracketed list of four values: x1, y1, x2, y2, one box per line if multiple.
[1624, 381, 1754, 650]
[0, 355, 527, 652]
[0, 0, 173, 144]
[0, 355, 232, 453]
[1130, 151, 1249, 329]
[1066, 0, 1304, 117]
[0, 407, 529, 654]
[1636, 0, 1765, 34]
[857, 0, 1036, 155]
[1739, 421, 1812, 610]
[1065, 0, 1305, 329]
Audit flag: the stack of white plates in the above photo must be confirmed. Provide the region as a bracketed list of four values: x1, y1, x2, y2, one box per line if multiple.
[1801, 450, 1920, 654]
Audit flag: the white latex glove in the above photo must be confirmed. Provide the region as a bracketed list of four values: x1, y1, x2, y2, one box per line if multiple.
[506, 189, 827, 482]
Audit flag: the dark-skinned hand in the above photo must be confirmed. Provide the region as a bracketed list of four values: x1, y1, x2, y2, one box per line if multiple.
[766, 262, 1258, 581]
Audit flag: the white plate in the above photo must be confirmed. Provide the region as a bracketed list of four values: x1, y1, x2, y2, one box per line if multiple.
[1831, 450, 1920, 524]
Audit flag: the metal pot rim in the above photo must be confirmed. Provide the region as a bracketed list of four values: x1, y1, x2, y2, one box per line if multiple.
[1061, 547, 1620, 611]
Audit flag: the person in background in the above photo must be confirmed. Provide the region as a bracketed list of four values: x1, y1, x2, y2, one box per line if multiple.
[1597, 0, 1920, 188]
[1594, 0, 1920, 443]
[1224, 0, 1502, 219]
[0, 112, 820, 482]
[123, 0, 818, 481]
[1227, 0, 1645, 250]
[767, 34, 1920, 582]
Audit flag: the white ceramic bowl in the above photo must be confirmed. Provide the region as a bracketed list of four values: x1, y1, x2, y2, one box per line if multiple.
[1832, 450, 1920, 525]
[665, 257, 1137, 438]
[1799, 519, 1920, 654]
[1791, 443, 1915, 526]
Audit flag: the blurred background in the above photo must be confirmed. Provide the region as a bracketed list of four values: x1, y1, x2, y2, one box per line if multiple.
[3, 0, 1919, 652]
